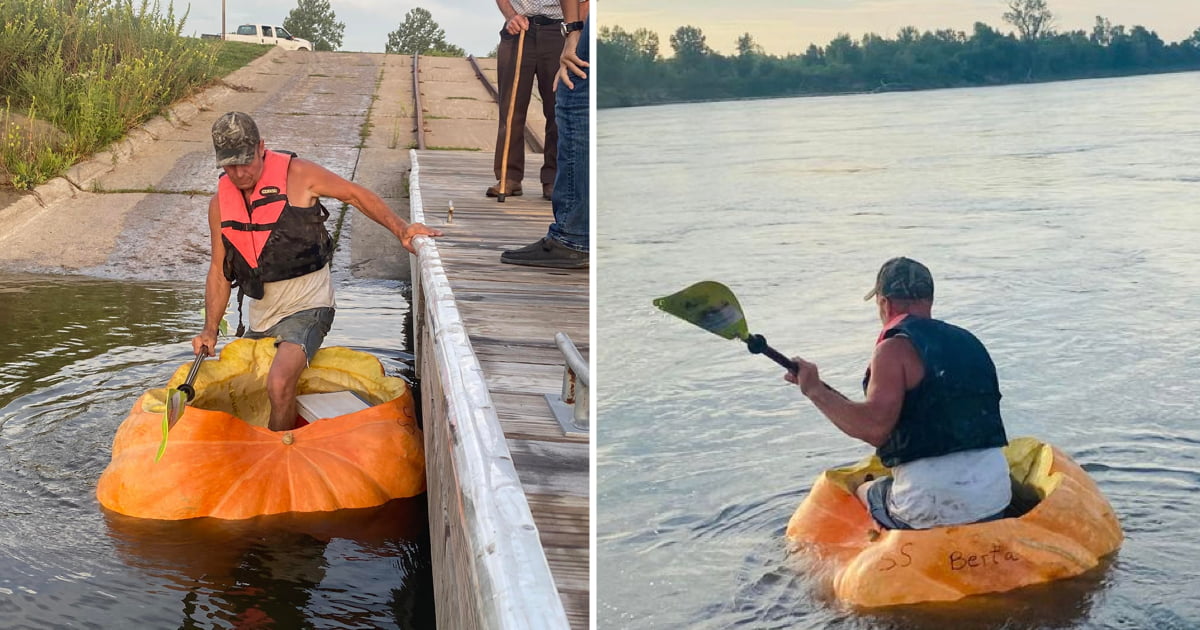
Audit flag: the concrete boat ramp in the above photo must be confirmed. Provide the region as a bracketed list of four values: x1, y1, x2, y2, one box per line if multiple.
[0, 48, 589, 628]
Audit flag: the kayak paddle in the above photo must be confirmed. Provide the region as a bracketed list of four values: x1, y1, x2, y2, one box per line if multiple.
[653, 281, 799, 372]
[157, 346, 207, 462]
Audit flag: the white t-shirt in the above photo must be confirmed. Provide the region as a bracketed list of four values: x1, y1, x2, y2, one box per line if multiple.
[248, 265, 335, 332]
[888, 447, 1012, 529]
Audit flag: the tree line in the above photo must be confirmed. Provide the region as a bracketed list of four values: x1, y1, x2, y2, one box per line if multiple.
[282, 1, 465, 55]
[598, 0, 1200, 108]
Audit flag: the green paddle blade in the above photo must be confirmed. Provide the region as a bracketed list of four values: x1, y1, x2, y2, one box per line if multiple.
[653, 281, 750, 341]
[157, 388, 187, 462]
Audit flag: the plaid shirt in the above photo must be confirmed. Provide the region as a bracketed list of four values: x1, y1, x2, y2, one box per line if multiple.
[507, 0, 563, 19]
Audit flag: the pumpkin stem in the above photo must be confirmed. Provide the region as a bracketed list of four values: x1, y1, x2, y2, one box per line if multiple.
[282, 432, 295, 445]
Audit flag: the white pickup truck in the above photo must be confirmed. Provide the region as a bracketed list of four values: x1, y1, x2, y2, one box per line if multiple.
[218, 24, 312, 50]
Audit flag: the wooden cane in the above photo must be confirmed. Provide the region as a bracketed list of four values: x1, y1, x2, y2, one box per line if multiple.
[497, 26, 526, 202]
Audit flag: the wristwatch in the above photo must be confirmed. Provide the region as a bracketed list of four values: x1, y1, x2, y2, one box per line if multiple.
[560, 21, 584, 37]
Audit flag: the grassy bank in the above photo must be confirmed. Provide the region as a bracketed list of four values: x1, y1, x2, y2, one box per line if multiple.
[0, 0, 271, 190]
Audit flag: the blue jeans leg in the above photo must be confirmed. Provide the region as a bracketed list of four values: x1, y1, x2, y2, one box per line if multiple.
[547, 22, 589, 253]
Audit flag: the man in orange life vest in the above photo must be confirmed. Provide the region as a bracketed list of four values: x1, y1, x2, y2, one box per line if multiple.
[786, 257, 1012, 530]
[192, 112, 442, 432]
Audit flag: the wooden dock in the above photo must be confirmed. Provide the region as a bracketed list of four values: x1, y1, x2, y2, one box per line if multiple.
[408, 150, 589, 629]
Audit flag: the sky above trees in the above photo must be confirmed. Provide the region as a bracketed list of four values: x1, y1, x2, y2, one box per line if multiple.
[184, 0, 496, 55]
[604, 0, 1200, 57]
[175, 0, 1200, 58]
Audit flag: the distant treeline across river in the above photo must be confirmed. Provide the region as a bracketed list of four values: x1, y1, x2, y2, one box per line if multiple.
[598, 10, 1200, 108]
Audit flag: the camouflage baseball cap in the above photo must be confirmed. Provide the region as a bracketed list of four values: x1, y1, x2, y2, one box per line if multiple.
[864, 257, 935, 301]
[212, 112, 260, 167]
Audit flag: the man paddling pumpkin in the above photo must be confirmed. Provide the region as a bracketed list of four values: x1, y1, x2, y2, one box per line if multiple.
[786, 257, 1012, 529]
[192, 112, 442, 432]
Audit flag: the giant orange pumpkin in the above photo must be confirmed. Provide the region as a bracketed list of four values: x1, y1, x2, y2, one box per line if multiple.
[97, 338, 426, 520]
[785, 437, 1123, 607]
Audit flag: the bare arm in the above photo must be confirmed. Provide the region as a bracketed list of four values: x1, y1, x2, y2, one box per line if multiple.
[292, 158, 442, 253]
[563, 0, 590, 22]
[555, 0, 589, 90]
[786, 337, 917, 447]
[192, 195, 231, 357]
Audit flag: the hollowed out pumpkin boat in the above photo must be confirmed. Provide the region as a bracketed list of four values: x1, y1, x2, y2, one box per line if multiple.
[97, 338, 426, 521]
[785, 437, 1123, 607]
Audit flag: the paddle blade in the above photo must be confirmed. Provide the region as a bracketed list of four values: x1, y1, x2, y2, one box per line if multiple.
[157, 388, 187, 462]
[653, 281, 749, 340]
[165, 387, 188, 429]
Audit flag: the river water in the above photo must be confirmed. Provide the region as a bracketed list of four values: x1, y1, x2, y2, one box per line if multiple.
[0, 273, 433, 628]
[597, 72, 1200, 628]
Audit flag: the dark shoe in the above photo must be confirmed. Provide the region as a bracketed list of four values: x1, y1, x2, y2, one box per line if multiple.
[542, 183, 554, 200]
[501, 237, 588, 269]
[486, 183, 522, 197]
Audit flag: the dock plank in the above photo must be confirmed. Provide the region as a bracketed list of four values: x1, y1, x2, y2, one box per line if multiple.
[415, 149, 590, 629]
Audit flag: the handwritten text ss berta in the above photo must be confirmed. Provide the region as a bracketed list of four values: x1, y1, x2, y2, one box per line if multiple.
[877, 542, 1020, 572]
[949, 543, 1020, 571]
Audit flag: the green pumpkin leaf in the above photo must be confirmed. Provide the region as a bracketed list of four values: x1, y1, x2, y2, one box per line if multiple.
[156, 408, 169, 462]
[200, 308, 231, 337]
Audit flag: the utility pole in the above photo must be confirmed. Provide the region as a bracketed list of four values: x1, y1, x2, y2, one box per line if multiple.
[221, 0, 226, 39]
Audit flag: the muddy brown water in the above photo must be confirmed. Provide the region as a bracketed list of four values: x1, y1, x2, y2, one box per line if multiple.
[0, 272, 434, 628]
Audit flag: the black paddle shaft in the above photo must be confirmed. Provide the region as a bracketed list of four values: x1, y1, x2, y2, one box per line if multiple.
[177, 346, 208, 402]
[745, 334, 799, 372]
[744, 335, 844, 398]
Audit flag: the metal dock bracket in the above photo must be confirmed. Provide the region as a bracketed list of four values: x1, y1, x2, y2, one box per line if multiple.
[546, 332, 589, 437]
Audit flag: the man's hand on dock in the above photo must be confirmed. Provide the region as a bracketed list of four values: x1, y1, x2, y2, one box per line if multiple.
[402, 222, 444, 253]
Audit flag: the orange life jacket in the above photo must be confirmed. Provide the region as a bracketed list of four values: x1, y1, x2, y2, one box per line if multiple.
[218, 150, 333, 302]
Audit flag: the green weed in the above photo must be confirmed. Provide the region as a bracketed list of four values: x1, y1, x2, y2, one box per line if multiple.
[388, 118, 402, 150]
[0, 0, 269, 190]
[355, 65, 385, 148]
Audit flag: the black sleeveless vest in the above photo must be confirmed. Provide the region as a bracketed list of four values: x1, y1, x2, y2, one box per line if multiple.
[863, 315, 1008, 467]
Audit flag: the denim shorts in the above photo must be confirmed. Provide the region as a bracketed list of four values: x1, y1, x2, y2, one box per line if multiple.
[866, 477, 915, 530]
[243, 307, 334, 362]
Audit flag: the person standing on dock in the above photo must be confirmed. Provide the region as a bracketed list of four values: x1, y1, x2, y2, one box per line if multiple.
[193, 111, 442, 432]
[500, 0, 589, 268]
[785, 257, 1011, 529]
[489, 0, 568, 200]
